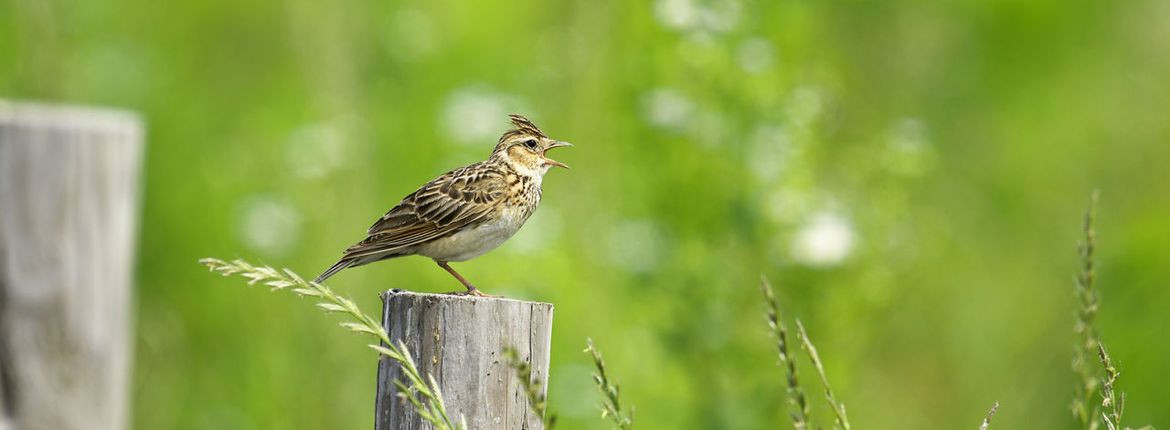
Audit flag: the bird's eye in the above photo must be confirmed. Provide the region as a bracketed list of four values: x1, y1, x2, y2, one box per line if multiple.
[523, 139, 538, 149]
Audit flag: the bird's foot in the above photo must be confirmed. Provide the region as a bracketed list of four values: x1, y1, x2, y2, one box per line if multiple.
[443, 287, 498, 298]
[467, 288, 497, 298]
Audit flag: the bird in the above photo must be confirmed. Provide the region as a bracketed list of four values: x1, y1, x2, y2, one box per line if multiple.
[314, 114, 571, 296]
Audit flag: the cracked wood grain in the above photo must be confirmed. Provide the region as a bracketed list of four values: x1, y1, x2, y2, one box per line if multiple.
[376, 290, 553, 430]
[0, 101, 142, 430]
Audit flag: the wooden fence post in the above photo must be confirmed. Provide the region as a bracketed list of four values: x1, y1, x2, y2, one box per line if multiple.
[0, 101, 143, 430]
[376, 290, 554, 430]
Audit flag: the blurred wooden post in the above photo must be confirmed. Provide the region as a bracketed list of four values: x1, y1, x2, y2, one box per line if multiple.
[376, 290, 554, 430]
[0, 101, 143, 430]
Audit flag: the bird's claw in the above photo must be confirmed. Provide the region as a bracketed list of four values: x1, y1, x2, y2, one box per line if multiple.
[468, 289, 497, 298]
[443, 287, 498, 298]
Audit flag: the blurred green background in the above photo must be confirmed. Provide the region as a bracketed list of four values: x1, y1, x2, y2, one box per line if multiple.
[3, 0, 1169, 428]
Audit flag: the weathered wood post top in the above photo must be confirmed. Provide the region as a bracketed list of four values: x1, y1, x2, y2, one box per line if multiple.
[0, 101, 143, 430]
[376, 290, 554, 430]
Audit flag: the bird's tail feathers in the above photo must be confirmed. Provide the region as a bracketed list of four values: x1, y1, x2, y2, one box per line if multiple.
[314, 259, 352, 284]
[314, 250, 410, 284]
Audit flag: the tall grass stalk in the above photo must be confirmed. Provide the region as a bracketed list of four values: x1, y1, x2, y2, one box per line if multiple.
[979, 402, 999, 430]
[760, 276, 811, 429]
[586, 338, 634, 430]
[1096, 344, 1124, 430]
[796, 319, 852, 430]
[1073, 191, 1102, 430]
[504, 347, 558, 429]
[199, 258, 464, 430]
[1067, 193, 1150, 430]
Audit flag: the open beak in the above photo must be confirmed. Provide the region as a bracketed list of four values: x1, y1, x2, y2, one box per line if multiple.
[542, 141, 573, 169]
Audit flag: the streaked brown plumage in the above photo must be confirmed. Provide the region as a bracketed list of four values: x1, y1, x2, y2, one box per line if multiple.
[314, 114, 571, 296]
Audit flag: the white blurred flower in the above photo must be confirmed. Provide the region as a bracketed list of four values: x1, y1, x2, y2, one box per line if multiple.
[237, 197, 301, 256]
[654, 0, 699, 30]
[790, 212, 855, 267]
[605, 219, 668, 273]
[737, 37, 775, 74]
[285, 122, 344, 180]
[507, 207, 564, 254]
[642, 88, 694, 131]
[654, 0, 740, 33]
[787, 87, 824, 128]
[747, 123, 793, 181]
[697, 0, 741, 33]
[441, 86, 527, 145]
[383, 8, 439, 62]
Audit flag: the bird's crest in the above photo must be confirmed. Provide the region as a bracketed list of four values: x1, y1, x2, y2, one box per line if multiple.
[500, 114, 547, 142]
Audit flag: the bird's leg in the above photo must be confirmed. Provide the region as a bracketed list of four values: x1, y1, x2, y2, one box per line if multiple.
[435, 260, 493, 297]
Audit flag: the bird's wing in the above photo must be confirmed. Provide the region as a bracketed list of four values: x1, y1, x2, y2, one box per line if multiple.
[341, 164, 508, 259]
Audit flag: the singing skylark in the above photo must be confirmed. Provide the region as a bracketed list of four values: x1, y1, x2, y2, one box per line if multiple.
[314, 114, 571, 296]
